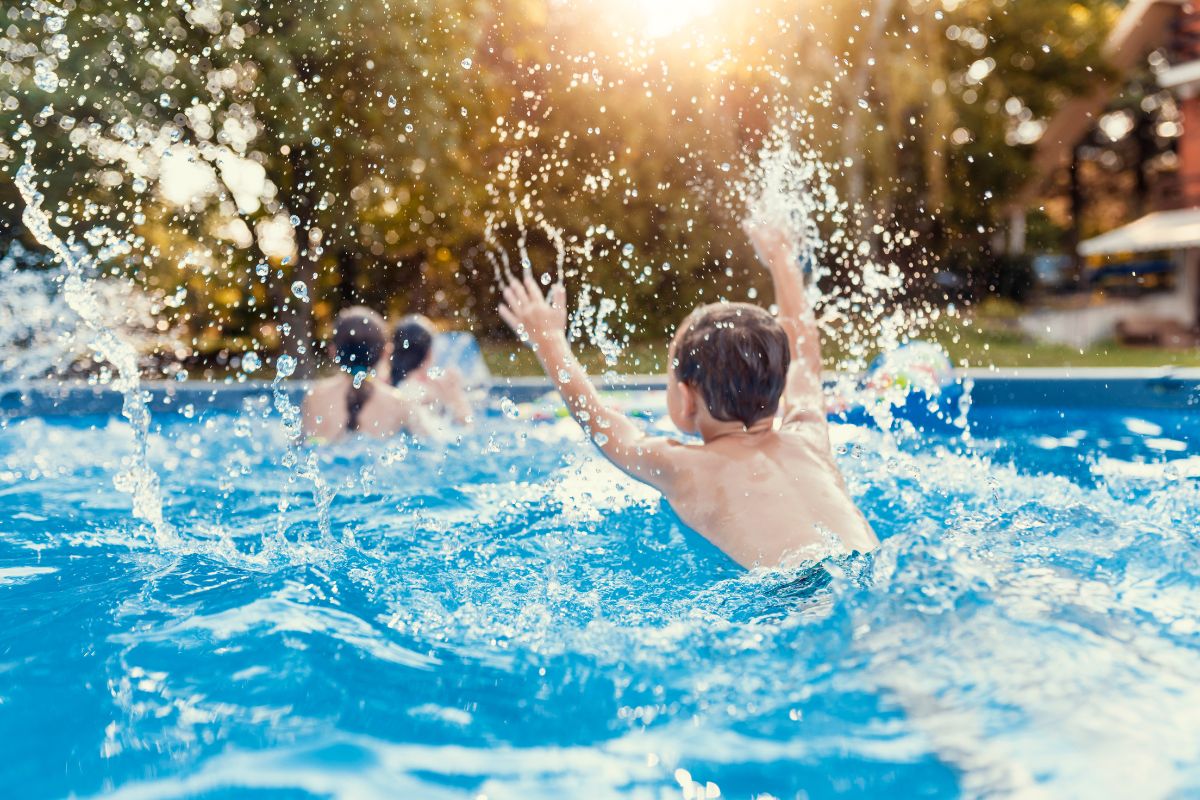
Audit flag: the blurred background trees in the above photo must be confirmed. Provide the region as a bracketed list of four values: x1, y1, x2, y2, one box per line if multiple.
[0, 0, 1116, 374]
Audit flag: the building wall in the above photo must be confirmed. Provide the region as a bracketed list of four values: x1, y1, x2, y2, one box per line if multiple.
[1180, 95, 1200, 207]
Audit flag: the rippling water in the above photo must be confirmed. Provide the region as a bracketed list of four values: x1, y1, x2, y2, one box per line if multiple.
[1, 394, 1198, 799]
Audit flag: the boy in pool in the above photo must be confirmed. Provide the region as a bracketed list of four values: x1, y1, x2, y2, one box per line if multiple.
[498, 222, 878, 568]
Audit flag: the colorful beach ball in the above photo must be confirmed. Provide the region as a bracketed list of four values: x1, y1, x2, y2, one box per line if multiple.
[866, 341, 955, 398]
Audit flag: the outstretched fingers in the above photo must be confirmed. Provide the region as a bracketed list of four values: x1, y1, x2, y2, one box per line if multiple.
[498, 303, 520, 332]
[549, 282, 566, 310]
[523, 270, 545, 301]
[502, 279, 527, 310]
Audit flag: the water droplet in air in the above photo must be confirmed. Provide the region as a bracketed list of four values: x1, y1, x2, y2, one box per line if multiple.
[360, 465, 376, 493]
[33, 67, 59, 93]
[276, 354, 297, 378]
[461, 58, 473, 69]
[45, 16, 65, 33]
[291, 281, 309, 302]
[241, 351, 261, 373]
[255, 263, 270, 277]
[382, 441, 409, 464]
[387, 95, 397, 108]
[500, 397, 521, 419]
[622, 243, 635, 257]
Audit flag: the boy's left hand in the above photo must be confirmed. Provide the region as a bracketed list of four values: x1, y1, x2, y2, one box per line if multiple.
[744, 220, 799, 272]
[498, 273, 568, 349]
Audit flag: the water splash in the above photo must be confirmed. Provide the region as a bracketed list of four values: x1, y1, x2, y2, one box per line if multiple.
[270, 353, 336, 555]
[3, 404, 1197, 797]
[733, 110, 954, 430]
[13, 144, 176, 546]
[483, 119, 637, 371]
[0, 241, 168, 383]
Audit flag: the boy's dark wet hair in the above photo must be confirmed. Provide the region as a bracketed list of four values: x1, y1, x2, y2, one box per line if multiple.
[390, 314, 435, 385]
[673, 302, 791, 427]
[332, 306, 387, 431]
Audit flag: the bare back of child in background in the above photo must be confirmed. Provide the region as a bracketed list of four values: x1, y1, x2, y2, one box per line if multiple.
[301, 307, 430, 442]
[388, 315, 473, 425]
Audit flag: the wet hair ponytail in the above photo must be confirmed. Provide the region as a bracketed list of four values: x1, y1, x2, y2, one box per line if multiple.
[390, 315, 435, 386]
[332, 306, 387, 432]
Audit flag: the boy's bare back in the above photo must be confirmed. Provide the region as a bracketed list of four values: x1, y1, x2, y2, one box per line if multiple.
[653, 423, 876, 568]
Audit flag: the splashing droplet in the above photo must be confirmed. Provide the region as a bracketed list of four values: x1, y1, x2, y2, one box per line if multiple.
[276, 354, 297, 378]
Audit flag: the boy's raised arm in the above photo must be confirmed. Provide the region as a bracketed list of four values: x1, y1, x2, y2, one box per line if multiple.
[498, 272, 677, 489]
[745, 222, 826, 423]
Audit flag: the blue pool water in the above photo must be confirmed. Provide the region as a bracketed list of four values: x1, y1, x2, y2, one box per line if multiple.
[1, 390, 1198, 798]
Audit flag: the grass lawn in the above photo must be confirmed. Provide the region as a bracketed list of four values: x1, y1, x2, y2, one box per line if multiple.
[481, 313, 1200, 377]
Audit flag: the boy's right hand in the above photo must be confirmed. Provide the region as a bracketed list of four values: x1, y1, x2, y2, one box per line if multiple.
[498, 273, 568, 351]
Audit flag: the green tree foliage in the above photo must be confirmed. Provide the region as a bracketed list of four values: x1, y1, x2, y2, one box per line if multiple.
[0, 0, 1117, 372]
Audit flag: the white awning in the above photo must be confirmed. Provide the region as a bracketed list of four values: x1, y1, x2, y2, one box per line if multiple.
[1078, 208, 1200, 256]
[1158, 58, 1200, 91]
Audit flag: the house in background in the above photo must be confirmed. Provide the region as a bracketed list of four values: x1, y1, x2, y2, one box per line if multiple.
[1014, 0, 1200, 349]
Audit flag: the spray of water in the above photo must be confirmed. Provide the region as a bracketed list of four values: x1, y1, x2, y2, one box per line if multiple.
[483, 118, 642, 374]
[732, 107, 954, 430]
[0, 240, 170, 384]
[14, 144, 176, 546]
[270, 353, 336, 555]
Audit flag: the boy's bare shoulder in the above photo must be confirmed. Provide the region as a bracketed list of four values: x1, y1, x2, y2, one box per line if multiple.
[611, 434, 710, 489]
